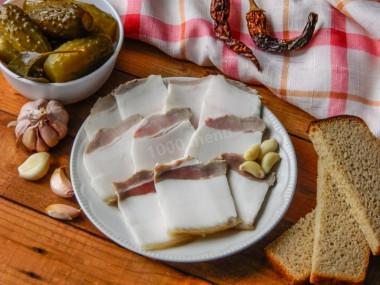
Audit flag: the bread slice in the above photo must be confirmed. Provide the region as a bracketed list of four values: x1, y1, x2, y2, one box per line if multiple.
[265, 210, 315, 285]
[311, 159, 370, 284]
[308, 115, 380, 255]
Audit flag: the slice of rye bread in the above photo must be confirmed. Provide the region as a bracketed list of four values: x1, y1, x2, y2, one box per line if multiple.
[308, 115, 380, 255]
[265, 210, 315, 285]
[311, 159, 370, 284]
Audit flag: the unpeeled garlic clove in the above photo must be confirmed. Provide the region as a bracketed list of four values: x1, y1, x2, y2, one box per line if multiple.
[45, 204, 81, 220]
[18, 152, 50, 180]
[35, 132, 49, 152]
[22, 125, 37, 151]
[50, 167, 74, 198]
[38, 121, 60, 147]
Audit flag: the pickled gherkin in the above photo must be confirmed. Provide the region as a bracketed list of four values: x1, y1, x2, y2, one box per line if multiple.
[73, 1, 118, 41]
[0, 35, 18, 64]
[24, 0, 118, 40]
[0, 4, 51, 53]
[27, 2, 94, 39]
[43, 35, 114, 83]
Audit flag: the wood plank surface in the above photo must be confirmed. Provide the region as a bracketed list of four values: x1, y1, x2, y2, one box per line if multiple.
[0, 38, 379, 285]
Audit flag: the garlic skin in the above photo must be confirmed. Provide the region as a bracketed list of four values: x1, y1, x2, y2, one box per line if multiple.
[50, 167, 74, 198]
[18, 152, 51, 180]
[46, 204, 81, 220]
[14, 99, 69, 152]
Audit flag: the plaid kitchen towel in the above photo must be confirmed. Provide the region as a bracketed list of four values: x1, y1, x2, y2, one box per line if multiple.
[108, 0, 380, 137]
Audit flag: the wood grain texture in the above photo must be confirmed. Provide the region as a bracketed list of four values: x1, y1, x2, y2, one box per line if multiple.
[0, 198, 208, 285]
[0, 37, 378, 285]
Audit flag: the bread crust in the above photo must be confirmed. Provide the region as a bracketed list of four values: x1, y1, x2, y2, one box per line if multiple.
[265, 247, 309, 285]
[307, 115, 367, 135]
[310, 272, 366, 285]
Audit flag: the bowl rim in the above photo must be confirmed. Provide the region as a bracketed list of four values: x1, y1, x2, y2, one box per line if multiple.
[0, 0, 124, 86]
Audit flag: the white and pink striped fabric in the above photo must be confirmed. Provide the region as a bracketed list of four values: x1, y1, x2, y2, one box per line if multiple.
[1, 0, 380, 137]
[110, 0, 380, 137]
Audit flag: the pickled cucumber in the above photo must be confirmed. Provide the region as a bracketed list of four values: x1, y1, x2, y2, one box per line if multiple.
[0, 35, 18, 64]
[0, 4, 51, 53]
[73, 1, 118, 41]
[24, 0, 118, 41]
[43, 35, 114, 83]
[27, 2, 94, 39]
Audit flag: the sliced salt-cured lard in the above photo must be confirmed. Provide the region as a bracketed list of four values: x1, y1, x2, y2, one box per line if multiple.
[154, 158, 241, 236]
[222, 153, 276, 230]
[114, 75, 168, 120]
[131, 108, 195, 171]
[113, 170, 194, 250]
[185, 114, 266, 162]
[164, 76, 213, 128]
[84, 94, 121, 140]
[198, 75, 262, 124]
[83, 114, 143, 204]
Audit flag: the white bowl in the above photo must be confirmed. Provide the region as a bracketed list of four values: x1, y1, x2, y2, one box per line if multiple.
[0, 0, 124, 105]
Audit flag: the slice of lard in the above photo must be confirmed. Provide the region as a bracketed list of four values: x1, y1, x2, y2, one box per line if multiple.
[131, 108, 195, 171]
[198, 75, 261, 125]
[154, 158, 241, 236]
[114, 75, 168, 120]
[222, 153, 276, 230]
[83, 114, 143, 204]
[113, 170, 194, 250]
[185, 114, 266, 162]
[84, 93, 121, 140]
[164, 76, 213, 128]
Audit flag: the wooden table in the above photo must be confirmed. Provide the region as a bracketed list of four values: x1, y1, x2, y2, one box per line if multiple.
[0, 38, 379, 285]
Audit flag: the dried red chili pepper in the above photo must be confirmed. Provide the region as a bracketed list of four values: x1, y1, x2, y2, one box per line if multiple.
[211, 0, 261, 71]
[246, 0, 318, 52]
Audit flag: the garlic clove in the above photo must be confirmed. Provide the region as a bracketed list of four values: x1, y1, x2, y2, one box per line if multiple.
[46, 100, 69, 139]
[38, 122, 60, 147]
[50, 167, 74, 198]
[35, 132, 50, 152]
[18, 152, 50, 180]
[22, 126, 37, 151]
[45, 204, 81, 220]
[49, 121, 68, 140]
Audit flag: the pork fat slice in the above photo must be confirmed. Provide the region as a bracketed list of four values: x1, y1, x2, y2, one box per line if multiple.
[164, 76, 213, 128]
[83, 114, 143, 204]
[185, 115, 266, 162]
[114, 75, 168, 120]
[84, 94, 121, 140]
[113, 170, 193, 250]
[154, 158, 241, 236]
[132, 108, 195, 171]
[198, 75, 261, 124]
[222, 153, 276, 230]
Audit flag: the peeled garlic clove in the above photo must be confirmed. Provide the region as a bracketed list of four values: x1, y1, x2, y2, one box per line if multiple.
[38, 122, 60, 147]
[18, 152, 50, 180]
[261, 152, 281, 174]
[50, 167, 74, 198]
[45, 204, 81, 220]
[22, 126, 37, 151]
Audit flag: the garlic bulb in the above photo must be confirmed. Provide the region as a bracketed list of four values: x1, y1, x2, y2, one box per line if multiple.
[50, 167, 74, 198]
[14, 99, 69, 152]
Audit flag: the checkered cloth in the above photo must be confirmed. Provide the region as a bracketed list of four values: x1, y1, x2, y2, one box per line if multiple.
[1, 0, 379, 137]
[109, 0, 380, 137]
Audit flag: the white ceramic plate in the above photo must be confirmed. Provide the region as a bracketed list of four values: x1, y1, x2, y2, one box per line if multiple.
[70, 77, 297, 262]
